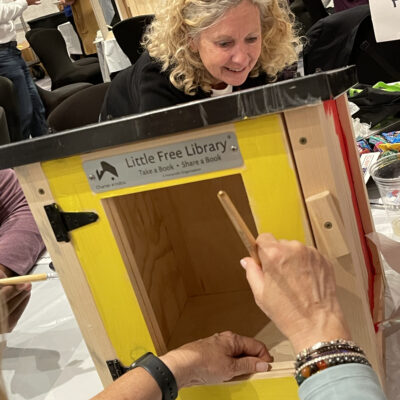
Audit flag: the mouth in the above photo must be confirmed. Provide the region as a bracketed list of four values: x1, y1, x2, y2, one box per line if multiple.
[225, 66, 247, 73]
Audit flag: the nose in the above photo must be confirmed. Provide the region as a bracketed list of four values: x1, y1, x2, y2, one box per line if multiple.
[231, 43, 250, 66]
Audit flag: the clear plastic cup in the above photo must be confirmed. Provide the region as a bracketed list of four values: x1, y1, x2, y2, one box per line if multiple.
[370, 153, 400, 237]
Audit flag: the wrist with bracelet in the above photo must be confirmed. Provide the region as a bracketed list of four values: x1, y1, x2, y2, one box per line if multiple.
[294, 339, 371, 386]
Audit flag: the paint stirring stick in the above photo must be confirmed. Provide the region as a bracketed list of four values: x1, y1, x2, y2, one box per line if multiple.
[217, 190, 260, 264]
[0, 272, 58, 285]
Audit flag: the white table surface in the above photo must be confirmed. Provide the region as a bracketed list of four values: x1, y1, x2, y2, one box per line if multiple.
[3, 207, 400, 399]
[2, 254, 103, 400]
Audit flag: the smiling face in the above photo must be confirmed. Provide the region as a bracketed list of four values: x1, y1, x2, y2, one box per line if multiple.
[191, 0, 262, 88]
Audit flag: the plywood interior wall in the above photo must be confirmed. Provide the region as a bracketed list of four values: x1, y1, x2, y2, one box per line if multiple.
[104, 174, 292, 360]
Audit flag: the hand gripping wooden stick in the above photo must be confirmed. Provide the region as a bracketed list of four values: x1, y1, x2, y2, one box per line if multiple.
[217, 190, 260, 264]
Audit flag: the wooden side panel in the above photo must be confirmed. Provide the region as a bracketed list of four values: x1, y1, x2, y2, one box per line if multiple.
[102, 196, 170, 353]
[284, 103, 384, 379]
[335, 95, 385, 329]
[14, 164, 115, 388]
[103, 192, 188, 352]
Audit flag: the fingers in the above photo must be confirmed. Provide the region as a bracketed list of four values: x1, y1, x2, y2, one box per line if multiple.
[0, 283, 31, 305]
[7, 292, 30, 332]
[257, 232, 278, 245]
[227, 332, 273, 362]
[240, 257, 264, 307]
[3, 284, 31, 315]
[0, 284, 31, 333]
[231, 356, 271, 376]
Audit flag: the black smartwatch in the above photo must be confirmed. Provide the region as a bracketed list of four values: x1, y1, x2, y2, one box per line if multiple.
[129, 352, 178, 400]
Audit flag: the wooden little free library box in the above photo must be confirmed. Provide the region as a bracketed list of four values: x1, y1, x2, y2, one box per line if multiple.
[0, 66, 385, 399]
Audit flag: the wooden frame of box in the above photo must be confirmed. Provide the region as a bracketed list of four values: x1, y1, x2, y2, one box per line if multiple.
[0, 66, 385, 398]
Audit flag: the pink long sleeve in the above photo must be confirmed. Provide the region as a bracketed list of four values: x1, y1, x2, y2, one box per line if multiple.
[0, 169, 45, 275]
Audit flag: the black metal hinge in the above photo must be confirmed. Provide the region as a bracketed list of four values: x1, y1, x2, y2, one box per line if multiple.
[106, 359, 130, 381]
[44, 203, 99, 242]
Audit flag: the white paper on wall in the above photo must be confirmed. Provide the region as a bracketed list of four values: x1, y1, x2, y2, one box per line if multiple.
[370, 0, 400, 43]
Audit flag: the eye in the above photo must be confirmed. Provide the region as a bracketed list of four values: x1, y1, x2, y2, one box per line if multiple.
[216, 41, 233, 48]
[246, 36, 259, 44]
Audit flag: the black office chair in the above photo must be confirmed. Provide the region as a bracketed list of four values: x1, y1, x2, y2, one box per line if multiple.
[26, 28, 103, 90]
[47, 83, 111, 132]
[27, 12, 68, 30]
[112, 14, 154, 64]
[36, 82, 93, 117]
[303, 5, 400, 84]
[290, 0, 328, 35]
[0, 76, 22, 142]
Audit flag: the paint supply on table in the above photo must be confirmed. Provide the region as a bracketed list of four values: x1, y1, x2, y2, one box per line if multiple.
[0, 272, 59, 285]
[370, 153, 400, 237]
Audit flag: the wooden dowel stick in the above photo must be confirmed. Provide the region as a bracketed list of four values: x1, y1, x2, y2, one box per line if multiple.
[217, 190, 260, 264]
[0, 272, 58, 285]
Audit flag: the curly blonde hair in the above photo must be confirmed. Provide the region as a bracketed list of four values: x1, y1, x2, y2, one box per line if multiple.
[144, 0, 300, 95]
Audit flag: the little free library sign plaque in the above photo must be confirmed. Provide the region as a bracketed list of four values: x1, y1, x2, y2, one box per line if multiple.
[83, 132, 244, 193]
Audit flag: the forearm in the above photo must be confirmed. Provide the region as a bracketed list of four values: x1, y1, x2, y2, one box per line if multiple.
[0, 171, 45, 275]
[0, 0, 28, 24]
[299, 364, 386, 400]
[90, 367, 162, 400]
[0, 226, 45, 275]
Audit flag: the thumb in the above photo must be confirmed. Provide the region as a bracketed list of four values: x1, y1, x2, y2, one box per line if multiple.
[241, 257, 264, 302]
[231, 356, 270, 377]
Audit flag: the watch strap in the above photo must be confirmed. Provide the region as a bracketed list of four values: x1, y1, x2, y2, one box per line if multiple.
[129, 352, 178, 400]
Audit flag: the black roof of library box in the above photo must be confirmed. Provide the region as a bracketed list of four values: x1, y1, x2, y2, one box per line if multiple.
[0, 66, 357, 169]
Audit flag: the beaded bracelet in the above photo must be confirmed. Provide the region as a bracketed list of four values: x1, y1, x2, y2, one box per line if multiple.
[296, 339, 359, 361]
[294, 340, 370, 386]
[295, 344, 365, 369]
[294, 351, 371, 386]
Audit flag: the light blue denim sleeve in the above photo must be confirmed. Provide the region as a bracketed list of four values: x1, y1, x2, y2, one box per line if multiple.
[299, 364, 387, 400]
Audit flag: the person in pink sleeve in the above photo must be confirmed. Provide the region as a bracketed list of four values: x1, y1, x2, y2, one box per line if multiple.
[0, 168, 45, 331]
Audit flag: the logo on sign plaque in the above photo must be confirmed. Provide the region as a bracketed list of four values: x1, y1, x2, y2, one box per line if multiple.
[83, 132, 244, 193]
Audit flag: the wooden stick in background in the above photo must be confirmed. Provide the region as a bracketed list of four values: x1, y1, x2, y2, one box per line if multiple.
[217, 190, 260, 264]
[0, 272, 58, 285]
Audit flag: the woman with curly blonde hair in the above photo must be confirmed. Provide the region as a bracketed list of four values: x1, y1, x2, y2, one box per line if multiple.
[102, 0, 300, 120]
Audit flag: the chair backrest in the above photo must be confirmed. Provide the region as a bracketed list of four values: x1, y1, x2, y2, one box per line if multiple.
[27, 11, 68, 30]
[47, 83, 111, 132]
[112, 14, 154, 64]
[36, 82, 93, 117]
[290, 0, 328, 35]
[0, 76, 22, 142]
[26, 28, 75, 82]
